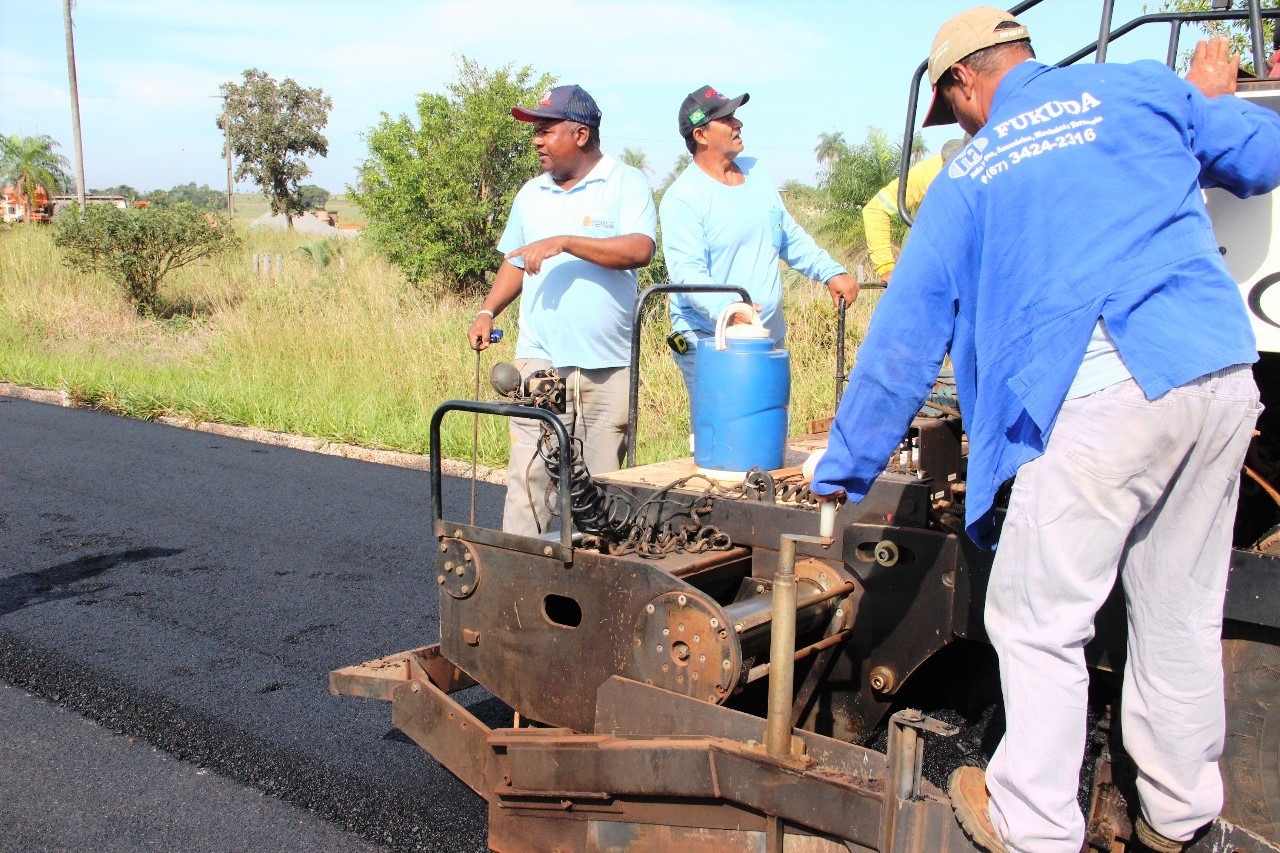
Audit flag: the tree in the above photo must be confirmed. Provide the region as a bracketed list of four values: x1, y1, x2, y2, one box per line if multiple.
[0, 134, 70, 222]
[298, 184, 331, 210]
[351, 57, 554, 292]
[1146, 1, 1276, 72]
[90, 184, 140, 202]
[217, 69, 332, 227]
[53, 203, 239, 315]
[619, 146, 652, 176]
[146, 183, 224, 211]
[814, 131, 848, 172]
[818, 126, 924, 255]
[658, 153, 692, 196]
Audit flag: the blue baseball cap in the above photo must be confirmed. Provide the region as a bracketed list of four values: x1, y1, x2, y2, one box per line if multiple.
[511, 84, 601, 128]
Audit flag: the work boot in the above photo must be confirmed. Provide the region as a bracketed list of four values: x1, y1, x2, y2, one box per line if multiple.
[948, 766, 1010, 853]
[1131, 814, 1185, 852]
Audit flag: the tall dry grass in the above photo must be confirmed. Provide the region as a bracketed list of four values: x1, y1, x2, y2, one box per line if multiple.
[0, 223, 880, 467]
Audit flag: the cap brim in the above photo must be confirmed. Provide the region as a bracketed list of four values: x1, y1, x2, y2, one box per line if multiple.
[511, 106, 558, 123]
[704, 92, 750, 123]
[922, 86, 955, 128]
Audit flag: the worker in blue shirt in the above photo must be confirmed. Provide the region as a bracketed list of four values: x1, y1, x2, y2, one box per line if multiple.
[811, 8, 1280, 853]
[469, 85, 656, 536]
[659, 85, 860, 415]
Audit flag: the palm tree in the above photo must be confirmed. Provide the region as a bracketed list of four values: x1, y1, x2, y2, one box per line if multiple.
[814, 131, 848, 170]
[659, 153, 692, 195]
[0, 134, 71, 222]
[619, 146, 652, 175]
[816, 126, 924, 254]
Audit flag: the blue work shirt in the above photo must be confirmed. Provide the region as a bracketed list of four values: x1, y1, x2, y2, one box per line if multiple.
[498, 155, 657, 369]
[660, 157, 845, 344]
[813, 59, 1280, 548]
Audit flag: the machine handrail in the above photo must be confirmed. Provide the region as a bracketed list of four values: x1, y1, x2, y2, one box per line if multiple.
[430, 399, 574, 555]
[897, 0, 1279, 227]
[626, 283, 751, 468]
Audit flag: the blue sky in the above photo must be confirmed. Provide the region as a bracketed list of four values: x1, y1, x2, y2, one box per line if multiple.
[2, 1, 1182, 194]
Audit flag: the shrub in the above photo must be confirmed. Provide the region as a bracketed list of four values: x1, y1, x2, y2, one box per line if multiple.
[53, 203, 240, 315]
[352, 57, 553, 294]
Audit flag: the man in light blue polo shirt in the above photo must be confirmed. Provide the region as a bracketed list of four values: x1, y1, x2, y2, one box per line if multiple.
[469, 84, 656, 536]
[660, 85, 861, 414]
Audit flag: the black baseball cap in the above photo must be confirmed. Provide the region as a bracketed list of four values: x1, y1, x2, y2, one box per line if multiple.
[511, 84, 601, 128]
[678, 85, 749, 139]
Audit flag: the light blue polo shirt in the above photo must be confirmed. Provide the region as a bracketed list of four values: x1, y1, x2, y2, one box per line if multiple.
[498, 155, 656, 369]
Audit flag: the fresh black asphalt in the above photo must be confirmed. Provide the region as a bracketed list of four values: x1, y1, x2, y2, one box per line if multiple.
[0, 396, 509, 851]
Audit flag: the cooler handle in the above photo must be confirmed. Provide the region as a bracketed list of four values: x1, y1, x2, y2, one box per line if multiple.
[714, 302, 764, 351]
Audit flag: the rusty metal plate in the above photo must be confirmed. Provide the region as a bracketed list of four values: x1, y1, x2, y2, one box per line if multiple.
[632, 591, 739, 703]
[437, 537, 480, 599]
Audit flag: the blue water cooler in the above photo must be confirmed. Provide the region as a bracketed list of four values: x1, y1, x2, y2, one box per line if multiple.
[693, 302, 790, 474]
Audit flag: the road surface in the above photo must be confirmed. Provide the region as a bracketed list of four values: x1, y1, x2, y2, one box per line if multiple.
[0, 396, 507, 851]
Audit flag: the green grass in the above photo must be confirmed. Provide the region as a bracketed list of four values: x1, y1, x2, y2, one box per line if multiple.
[0, 223, 880, 468]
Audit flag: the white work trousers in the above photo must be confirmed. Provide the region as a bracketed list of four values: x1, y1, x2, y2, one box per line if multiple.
[502, 359, 629, 536]
[985, 365, 1261, 853]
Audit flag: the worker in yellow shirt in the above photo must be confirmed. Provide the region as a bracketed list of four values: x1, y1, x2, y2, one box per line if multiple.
[863, 137, 966, 283]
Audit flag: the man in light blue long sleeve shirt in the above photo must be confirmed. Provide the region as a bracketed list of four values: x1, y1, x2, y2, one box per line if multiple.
[659, 85, 860, 407]
[812, 9, 1280, 853]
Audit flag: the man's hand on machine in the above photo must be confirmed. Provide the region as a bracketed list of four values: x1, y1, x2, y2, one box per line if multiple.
[827, 273, 860, 309]
[1186, 38, 1240, 99]
[468, 312, 494, 351]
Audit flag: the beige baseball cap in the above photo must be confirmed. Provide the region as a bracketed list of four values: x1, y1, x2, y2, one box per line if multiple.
[923, 6, 1030, 127]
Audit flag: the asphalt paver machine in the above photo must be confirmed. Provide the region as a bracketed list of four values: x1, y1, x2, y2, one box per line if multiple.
[333, 3, 1280, 850]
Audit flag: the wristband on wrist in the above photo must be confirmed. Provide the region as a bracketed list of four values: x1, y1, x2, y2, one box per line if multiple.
[477, 309, 494, 319]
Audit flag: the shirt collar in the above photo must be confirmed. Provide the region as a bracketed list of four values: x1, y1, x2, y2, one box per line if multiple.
[537, 153, 617, 193]
[988, 59, 1052, 122]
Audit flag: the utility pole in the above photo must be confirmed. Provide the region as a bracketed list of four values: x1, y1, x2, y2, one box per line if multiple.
[62, 0, 86, 211]
[222, 96, 235, 217]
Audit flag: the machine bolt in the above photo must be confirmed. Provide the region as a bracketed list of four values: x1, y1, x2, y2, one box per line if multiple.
[869, 666, 897, 693]
[453, 529, 463, 538]
[756, 584, 765, 594]
[439, 543, 449, 553]
[677, 594, 687, 606]
[836, 609, 844, 618]
[874, 540, 900, 567]
[678, 623, 685, 632]
[722, 659, 731, 669]
[820, 572, 828, 582]
[634, 638, 641, 647]
[543, 546, 554, 557]
[444, 561, 455, 572]
[657, 645, 663, 653]
[662, 628, 670, 636]
[460, 585, 470, 595]
[692, 672, 699, 681]
[464, 552, 473, 562]
[411, 683, 420, 693]
[709, 618, 719, 628]
[456, 565, 466, 575]
[646, 604, 655, 614]
[699, 654, 706, 663]
[693, 634, 700, 643]
[734, 623, 744, 633]
[677, 675, 684, 684]
[662, 664, 669, 672]
[437, 575, 445, 585]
